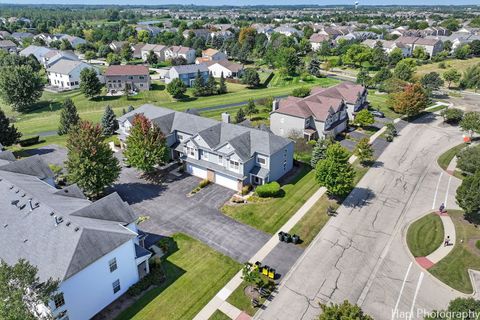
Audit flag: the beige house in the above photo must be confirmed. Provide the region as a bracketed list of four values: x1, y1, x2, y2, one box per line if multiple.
[105, 65, 150, 93]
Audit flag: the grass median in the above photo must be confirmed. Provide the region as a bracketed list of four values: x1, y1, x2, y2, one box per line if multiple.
[407, 213, 444, 257]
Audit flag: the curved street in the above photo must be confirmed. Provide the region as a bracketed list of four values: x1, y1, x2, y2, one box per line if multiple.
[255, 113, 468, 320]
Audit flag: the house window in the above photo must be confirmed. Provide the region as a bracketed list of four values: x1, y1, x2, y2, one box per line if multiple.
[178, 134, 184, 141]
[109, 258, 117, 272]
[53, 293, 65, 309]
[218, 155, 223, 164]
[140, 83, 143, 87]
[112, 279, 121, 294]
[283, 160, 287, 171]
[230, 160, 239, 170]
[202, 151, 208, 160]
[74, 81, 78, 85]
[139, 76, 145, 80]
[187, 147, 195, 156]
[128, 76, 133, 80]
[257, 157, 266, 165]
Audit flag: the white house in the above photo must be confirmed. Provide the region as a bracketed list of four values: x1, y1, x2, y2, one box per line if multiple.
[0, 156, 152, 320]
[164, 46, 196, 64]
[47, 59, 99, 90]
[141, 44, 167, 61]
[205, 60, 244, 78]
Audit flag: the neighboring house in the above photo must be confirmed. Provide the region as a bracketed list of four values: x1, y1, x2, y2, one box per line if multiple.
[274, 26, 304, 37]
[395, 36, 443, 57]
[0, 155, 151, 320]
[0, 30, 11, 40]
[165, 64, 209, 86]
[195, 48, 227, 64]
[0, 40, 17, 53]
[109, 41, 128, 53]
[131, 43, 145, 59]
[104, 65, 150, 93]
[362, 39, 410, 56]
[47, 59, 98, 90]
[182, 29, 211, 39]
[20, 45, 79, 67]
[164, 46, 196, 64]
[61, 34, 87, 48]
[270, 90, 349, 140]
[135, 25, 162, 37]
[310, 33, 332, 51]
[117, 104, 294, 190]
[205, 60, 244, 78]
[11, 32, 33, 43]
[141, 44, 167, 61]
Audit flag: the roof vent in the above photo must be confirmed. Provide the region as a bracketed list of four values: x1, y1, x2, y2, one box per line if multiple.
[23, 239, 28, 243]
[3, 224, 7, 228]
[9, 185, 13, 189]
[28, 199, 39, 212]
[21, 193, 26, 198]
[66, 222, 71, 227]
[19, 203, 26, 210]
[11, 200, 19, 206]
[74, 227, 80, 232]
[54, 216, 63, 226]
[50, 212, 54, 216]
[15, 189, 19, 193]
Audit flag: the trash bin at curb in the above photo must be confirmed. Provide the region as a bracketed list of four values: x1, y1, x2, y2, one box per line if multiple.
[268, 268, 276, 279]
[262, 266, 269, 276]
[283, 233, 292, 243]
[278, 231, 284, 241]
[292, 234, 300, 244]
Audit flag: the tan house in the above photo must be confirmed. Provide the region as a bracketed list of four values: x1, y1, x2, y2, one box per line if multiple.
[105, 65, 150, 93]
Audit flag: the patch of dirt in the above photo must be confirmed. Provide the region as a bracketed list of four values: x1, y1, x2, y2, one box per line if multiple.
[244, 285, 260, 300]
[467, 238, 480, 257]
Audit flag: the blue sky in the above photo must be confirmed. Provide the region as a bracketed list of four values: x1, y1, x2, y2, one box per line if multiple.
[1, 0, 479, 5]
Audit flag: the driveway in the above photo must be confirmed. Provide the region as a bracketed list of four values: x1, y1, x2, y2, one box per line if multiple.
[113, 165, 303, 277]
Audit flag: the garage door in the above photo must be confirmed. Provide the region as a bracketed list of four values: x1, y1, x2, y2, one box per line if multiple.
[186, 164, 208, 179]
[215, 172, 239, 191]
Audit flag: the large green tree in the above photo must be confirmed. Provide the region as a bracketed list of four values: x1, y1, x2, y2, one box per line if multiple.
[241, 68, 261, 88]
[166, 78, 187, 99]
[58, 98, 80, 135]
[421, 72, 444, 92]
[310, 138, 332, 168]
[0, 259, 58, 320]
[0, 109, 21, 146]
[443, 68, 461, 88]
[192, 70, 206, 97]
[354, 137, 374, 165]
[79, 68, 102, 99]
[457, 145, 480, 176]
[66, 121, 120, 198]
[0, 65, 44, 112]
[354, 109, 375, 127]
[124, 114, 169, 174]
[390, 83, 429, 118]
[318, 300, 373, 320]
[315, 143, 355, 198]
[393, 59, 416, 82]
[460, 112, 480, 139]
[456, 170, 480, 223]
[101, 105, 118, 136]
[218, 72, 227, 94]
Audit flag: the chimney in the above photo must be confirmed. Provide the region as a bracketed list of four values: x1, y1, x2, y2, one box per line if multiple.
[272, 99, 279, 112]
[221, 112, 230, 124]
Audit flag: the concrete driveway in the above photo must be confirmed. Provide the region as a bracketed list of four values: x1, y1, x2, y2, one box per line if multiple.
[113, 166, 303, 277]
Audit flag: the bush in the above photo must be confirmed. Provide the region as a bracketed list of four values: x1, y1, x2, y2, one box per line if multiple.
[441, 108, 464, 124]
[18, 135, 40, 147]
[112, 136, 121, 147]
[256, 181, 281, 198]
[476, 240, 480, 250]
[386, 134, 394, 142]
[199, 179, 210, 188]
[291, 87, 311, 98]
[127, 257, 164, 297]
[241, 184, 252, 195]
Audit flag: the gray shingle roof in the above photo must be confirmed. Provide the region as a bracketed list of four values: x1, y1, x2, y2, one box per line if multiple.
[0, 157, 137, 282]
[171, 64, 208, 75]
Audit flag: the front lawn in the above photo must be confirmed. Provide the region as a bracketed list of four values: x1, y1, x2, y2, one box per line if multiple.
[437, 143, 467, 174]
[415, 57, 480, 79]
[222, 166, 317, 234]
[407, 213, 444, 257]
[209, 311, 230, 320]
[116, 233, 241, 320]
[429, 210, 480, 294]
[367, 90, 400, 119]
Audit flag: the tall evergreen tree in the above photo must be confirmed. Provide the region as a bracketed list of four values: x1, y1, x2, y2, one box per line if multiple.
[192, 70, 206, 97]
[101, 105, 119, 136]
[218, 72, 227, 94]
[245, 99, 258, 119]
[235, 107, 246, 123]
[206, 73, 217, 96]
[308, 58, 322, 77]
[58, 98, 80, 135]
[0, 109, 22, 146]
[66, 121, 120, 198]
[310, 138, 332, 168]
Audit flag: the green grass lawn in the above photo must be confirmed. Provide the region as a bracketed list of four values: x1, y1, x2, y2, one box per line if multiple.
[2, 78, 339, 136]
[415, 57, 480, 79]
[222, 166, 318, 234]
[407, 213, 444, 257]
[429, 210, 480, 294]
[226, 281, 265, 316]
[200, 105, 271, 126]
[367, 90, 401, 119]
[437, 143, 466, 171]
[116, 234, 241, 320]
[208, 310, 230, 320]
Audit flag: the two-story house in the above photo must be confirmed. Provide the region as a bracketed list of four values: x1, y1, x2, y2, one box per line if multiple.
[47, 59, 99, 90]
[165, 64, 209, 87]
[117, 104, 294, 191]
[164, 46, 196, 64]
[141, 44, 167, 62]
[104, 65, 150, 93]
[0, 40, 17, 53]
[0, 156, 151, 320]
[195, 48, 228, 64]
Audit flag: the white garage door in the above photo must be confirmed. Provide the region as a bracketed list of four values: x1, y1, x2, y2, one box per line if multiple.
[186, 164, 208, 179]
[215, 172, 239, 191]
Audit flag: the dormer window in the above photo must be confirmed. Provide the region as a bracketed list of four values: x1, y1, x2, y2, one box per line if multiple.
[230, 160, 239, 170]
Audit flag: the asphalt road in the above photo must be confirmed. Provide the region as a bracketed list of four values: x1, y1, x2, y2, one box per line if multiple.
[255, 113, 467, 320]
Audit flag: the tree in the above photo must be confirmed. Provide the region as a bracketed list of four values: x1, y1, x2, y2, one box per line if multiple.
[310, 138, 332, 168]
[120, 43, 133, 62]
[443, 68, 461, 89]
[80, 68, 102, 99]
[0, 259, 58, 320]
[218, 72, 227, 94]
[460, 112, 480, 139]
[354, 109, 375, 127]
[343, 44, 372, 68]
[470, 40, 480, 56]
[66, 121, 120, 198]
[440, 108, 464, 124]
[241, 68, 261, 88]
[192, 70, 206, 97]
[137, 30, 150, 43]
[388, 48, 404, 67]
[370, 41, 388, 69]
[390, 83, 429, 118]
[0, 65, 43, 112]
[354, 137, 374, 165]
[412, 46, 429, 60]
[146, 50, 158, 65]
[421, 72, 444, 93]
[124, 114, 169, 174]
[356, 69, 372, 87]
[319, 300, 373, 320]
[456, 170, 480, 223]
[58, 98, 80, 135]
[241, 263, 261, 287]
[106, 53, 121, 65]
[291, 87, 311, 98]
[457, 145, 480, 176]
[308, 58, 322, 77]
[459, 64, 480, 91]
[393, 59, 416, 82]
[235, 107, 246, 123]
[166, 78, 187, 99]
[372, 67, 392, 87]
[276, 47, 299, 76]
[205, 73, 217, 96]
[0, 108, 21, 146]
[426, 298, 480, 320]
[442, 18, 460, 32]
[170, 56, 187, 66]
[84, 51, 96, 62]
[245, 99, 258, 120]
[315, 143, 355, 198]
[101, 105, 118, 136]
[454, 44, 471, 60]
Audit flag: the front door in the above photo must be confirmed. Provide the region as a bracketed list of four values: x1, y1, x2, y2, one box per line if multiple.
[252, 176, 263, 185]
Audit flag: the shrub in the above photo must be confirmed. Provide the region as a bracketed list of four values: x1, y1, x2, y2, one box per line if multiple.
[18, 135, 40, 147]
[127, 257, 164, 297]
[441, 108, 464, 124]
[112, 136, 121, 147]
[256, 181, 281, 198]
[291, 87, 311, 98]
[199, 179, 210, 188]
[241, 184, 252, 195]
[386, 135, 394, 142]
[476, 240, 480, 250]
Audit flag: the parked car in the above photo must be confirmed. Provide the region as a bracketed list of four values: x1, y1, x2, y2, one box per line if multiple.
[370, 109, 385, 118]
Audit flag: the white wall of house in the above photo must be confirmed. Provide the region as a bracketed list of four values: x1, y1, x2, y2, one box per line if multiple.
[270, 113, 308, 138]
[207, 63, 240, 78]
[50, 239, 140, 320]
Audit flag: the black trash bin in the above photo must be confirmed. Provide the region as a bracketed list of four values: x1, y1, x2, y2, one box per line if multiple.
[283, 233, 292, 243]
[292, 234, 300, 244]
[278, 231, 284, 241]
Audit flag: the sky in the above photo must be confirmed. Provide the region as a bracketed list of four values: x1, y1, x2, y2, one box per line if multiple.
[1, 0, 479, 5]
